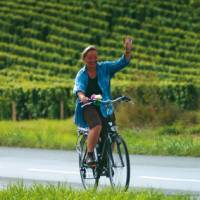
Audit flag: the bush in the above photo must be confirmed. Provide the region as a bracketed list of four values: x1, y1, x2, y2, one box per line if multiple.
[157, 125, 183, 135]
[115, 92, 199, 128]
[116, 99, 183, 128]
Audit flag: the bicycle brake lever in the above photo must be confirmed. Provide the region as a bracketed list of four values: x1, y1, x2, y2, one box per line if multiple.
[121, 96, 131, 102]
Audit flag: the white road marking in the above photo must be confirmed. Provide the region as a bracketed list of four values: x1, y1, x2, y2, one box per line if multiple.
[140, 176, 200, 183]
[28, 168, 79, 175]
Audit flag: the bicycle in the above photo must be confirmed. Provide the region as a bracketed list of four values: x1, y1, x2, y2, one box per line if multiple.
[76, 96, 131, 191]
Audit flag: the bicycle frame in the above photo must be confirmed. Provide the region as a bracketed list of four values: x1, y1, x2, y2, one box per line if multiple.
[77, 95, 131, 189]
[76, 114, 117, 178]
[94, 115, 116, 177]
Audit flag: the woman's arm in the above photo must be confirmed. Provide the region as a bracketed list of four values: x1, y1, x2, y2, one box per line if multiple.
[103, 36, 133, 77]
[73, 69, 87, 96]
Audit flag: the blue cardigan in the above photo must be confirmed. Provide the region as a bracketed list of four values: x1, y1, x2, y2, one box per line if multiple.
[73, 54, 130, 128]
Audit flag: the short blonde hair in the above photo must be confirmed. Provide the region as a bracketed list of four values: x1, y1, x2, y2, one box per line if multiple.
[81, 45, 97, 60]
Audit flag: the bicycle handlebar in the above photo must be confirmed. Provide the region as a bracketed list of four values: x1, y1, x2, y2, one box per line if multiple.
[81, 96, 132, 108]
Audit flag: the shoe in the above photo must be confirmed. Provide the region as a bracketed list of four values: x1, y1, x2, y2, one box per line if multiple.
[85, 152, 96, 167]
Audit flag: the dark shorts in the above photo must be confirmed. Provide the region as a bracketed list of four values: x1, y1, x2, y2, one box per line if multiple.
[83, 105, 115, 129]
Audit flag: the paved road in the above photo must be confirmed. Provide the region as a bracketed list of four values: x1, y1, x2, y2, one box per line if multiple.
[0, 147, 200, 196]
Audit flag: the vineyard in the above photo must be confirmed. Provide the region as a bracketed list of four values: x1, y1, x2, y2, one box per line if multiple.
[0, 0, 200, 119]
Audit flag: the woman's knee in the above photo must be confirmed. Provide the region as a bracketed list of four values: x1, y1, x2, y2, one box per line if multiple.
[92, 124, 102, 133]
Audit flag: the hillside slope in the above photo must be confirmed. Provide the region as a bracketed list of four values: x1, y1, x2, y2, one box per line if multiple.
[0, 0, 199, 119]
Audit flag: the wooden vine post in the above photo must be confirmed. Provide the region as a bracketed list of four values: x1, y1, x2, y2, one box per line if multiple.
[12, 101, 17, 121]
[60, 99, 64, 119]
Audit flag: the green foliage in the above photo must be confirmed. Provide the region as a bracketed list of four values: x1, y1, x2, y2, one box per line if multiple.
[0, 119, 77, 149]
[115, 82, 199, 109]
[157, 126, 183, 136]
[115, 84, 200, 129]
[157, 123, 200, 136]
[123, 127, 200, 156]
[0, 0, 200, 119]
[0, 119, 200, 156]
[0, 183, 191, 200]
[0, 87, 74, 120]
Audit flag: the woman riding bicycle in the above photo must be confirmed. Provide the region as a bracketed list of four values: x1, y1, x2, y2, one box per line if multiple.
[73, 36, 132, 166]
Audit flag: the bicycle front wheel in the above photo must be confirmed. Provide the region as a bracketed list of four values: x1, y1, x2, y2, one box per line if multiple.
[79, 136, 99, 189]
[108, 135, 130, 191]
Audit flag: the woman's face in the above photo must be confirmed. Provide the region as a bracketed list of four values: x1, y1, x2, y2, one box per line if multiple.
[84, 50, 98, 69]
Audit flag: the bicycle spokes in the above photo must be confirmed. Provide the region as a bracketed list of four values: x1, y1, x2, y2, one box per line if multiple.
[109, 136, 130, 191]
[77, 131, 130, 191]
[78, 136, 99, 189]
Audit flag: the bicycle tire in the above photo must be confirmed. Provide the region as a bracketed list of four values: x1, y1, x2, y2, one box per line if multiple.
[78, 136, 99, 189]
[108, 135, 130, 191]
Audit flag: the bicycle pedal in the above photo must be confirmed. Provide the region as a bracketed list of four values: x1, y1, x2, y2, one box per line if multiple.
[91, 164, 96, 168]
[87, 163, 96, 169]
[85, 162, 97, 168]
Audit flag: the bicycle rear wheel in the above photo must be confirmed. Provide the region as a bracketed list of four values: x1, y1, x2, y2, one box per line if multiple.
[108, 135, 130, 191]
[79, 136, 99, 189]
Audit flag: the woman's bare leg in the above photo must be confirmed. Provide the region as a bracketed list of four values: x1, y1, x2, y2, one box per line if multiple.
[87, 125, 102, 152]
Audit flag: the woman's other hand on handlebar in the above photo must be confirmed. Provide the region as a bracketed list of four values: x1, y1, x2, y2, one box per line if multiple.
[91, 94, 102, 100]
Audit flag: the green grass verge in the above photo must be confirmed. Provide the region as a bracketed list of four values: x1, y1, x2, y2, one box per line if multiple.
[0, 119, 77, 150]
[0, 183, 191, 200]
[0, 119, 200, 156]
[123, 127, 200, 157]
